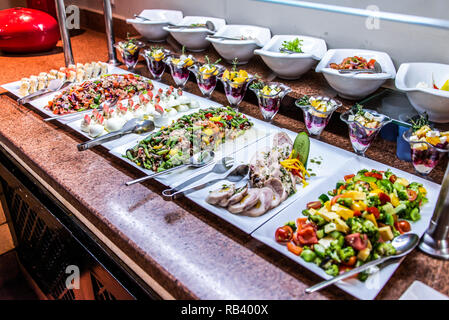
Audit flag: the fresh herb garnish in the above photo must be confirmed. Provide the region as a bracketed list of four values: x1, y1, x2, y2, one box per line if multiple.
[204, 55, 221, 67]
[296, 95, 310, 106]
[250, 80, 265, 90]
[279, 38, 304, 53]
[353, 103, 365, 116]
[231, 58, 239, 72]
[410, 112, 430, 132]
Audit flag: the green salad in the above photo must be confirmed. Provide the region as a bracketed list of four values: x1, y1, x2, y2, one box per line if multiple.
[275, 169, 427, 281]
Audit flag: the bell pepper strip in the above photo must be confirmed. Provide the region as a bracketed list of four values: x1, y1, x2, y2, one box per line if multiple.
[287, 242, 303, 256]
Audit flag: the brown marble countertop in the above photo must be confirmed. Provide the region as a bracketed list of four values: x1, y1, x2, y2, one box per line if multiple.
[1, 28, 448, 300]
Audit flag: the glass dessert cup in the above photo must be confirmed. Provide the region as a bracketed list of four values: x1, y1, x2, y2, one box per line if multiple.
[250, 82, 291, 122]
[219, 75, 254, 111]
[189, 64, 225, 98]
[296, 96, 342, 139]
[141, 49, 170, 81]
[114, 40, 145, 70]
[165, 56, 195, 90]
[402, 128, 449, 178]
[340, 109, 392, 157]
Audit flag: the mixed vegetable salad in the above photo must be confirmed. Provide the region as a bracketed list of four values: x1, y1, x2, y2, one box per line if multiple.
[275, 168, 427, 281]
[330, 56, 377, 70]
[125, 107, 253, 172]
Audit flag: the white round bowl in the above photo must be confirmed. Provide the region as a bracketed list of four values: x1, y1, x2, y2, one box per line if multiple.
[254, 35, 326, 80]
[395, 62, 449, 123]
[163, 16, 226, 52]
[126, 9, 183, 42]
[206, 25, 271, 64]
[316, 49, 396, 100]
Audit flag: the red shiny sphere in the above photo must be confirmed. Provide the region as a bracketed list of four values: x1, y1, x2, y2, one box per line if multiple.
[0, 7, 60, 53]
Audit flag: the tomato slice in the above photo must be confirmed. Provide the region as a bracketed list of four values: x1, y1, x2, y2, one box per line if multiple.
[389, 174, 397, 183]
[275, 226, 293, 243]
[307, 201, 322, 210]
[407, 189, 418, 201]
[297, 226, 318, 245]
[344, 174, 355, 181]
[378, 192, 391, 205]
[353, 210, 361, 217]
[343, 255, 357, 267]
[367, 206, 380, 219]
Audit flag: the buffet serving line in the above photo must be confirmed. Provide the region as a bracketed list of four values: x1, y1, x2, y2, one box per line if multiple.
[0, 25, 448, 300]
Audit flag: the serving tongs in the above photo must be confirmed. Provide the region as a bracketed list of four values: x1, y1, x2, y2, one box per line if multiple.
[125, 151, 216, 186]
[43, 97, 119, 122]
[77, 118, 155, 151]
[162, 163, 250, 200]
[338, 61, 383, 74]
[17, 79, 72, 105]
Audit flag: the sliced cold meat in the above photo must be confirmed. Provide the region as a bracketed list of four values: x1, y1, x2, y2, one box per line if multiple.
[245, 187, 274, 217]
[228, 188, 260, 214]
[206, 184, 235, 206]
[272, 132, 293, 148]
[226, 185, 249, 206]
[264, 177, 287, 206]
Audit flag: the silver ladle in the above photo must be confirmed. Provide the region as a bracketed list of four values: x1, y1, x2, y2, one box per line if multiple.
[305, 233, 420, 293]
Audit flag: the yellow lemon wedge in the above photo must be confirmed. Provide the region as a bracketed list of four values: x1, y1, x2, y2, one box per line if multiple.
[441, 79, 449, 91]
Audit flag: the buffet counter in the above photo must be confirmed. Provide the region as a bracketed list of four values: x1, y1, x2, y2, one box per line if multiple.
[1, 28, 448, 300]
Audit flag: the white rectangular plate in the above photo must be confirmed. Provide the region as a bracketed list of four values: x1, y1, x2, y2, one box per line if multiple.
[1, 66, 130, 124]
[108, 116, 275, 187]
[252, 155, 440, 300]
[185, 129, 354, 234]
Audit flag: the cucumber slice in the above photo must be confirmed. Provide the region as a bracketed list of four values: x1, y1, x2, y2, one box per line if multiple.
[292, 132, 310, 168]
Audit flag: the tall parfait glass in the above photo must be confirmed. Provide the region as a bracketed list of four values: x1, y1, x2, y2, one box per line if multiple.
[189, 63, 225, 98]
[141, 48, 170, 81]
[249, 82, 291, 122]
[165, 54, 195, 90]
[340, 109, 392, 157]
[114, 39, 145, 70]
[296, 96, 342, 139]
[402, 128, 449, 178]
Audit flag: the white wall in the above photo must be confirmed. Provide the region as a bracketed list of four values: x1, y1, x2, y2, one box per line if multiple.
[68, 0, 449, 67]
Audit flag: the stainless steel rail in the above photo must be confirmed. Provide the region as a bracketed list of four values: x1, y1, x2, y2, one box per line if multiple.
[102, 0, 119, 66]
[254, 0, 449, 30]
[419, 163, 449, 259]
[55, 0, 75, 66]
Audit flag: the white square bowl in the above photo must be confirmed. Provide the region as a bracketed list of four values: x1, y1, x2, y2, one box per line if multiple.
[163, 16, 226, 52]
[316, 49, 396, 100]
[126, 9, 183, 42]
[395, 63, 449, 123]
[206, 25, 271, 64]
[254, 35, 327, 80]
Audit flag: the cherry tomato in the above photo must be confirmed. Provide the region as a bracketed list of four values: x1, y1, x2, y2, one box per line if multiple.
[395, 220, 411, 234]
[343, 255, 357, 267]
[205, 113, 213, 118]
[275, 226, 294, 243]
[364, 171, 382, 180]
[367, 206, 380, 219]
[307, 201, 322, 210]
[353, 210, 362, 217]
[389, 174, 397, 183]
[344, 174, 355, 181]
[378, 192, 391, 205]
[407, 189, 418, 201]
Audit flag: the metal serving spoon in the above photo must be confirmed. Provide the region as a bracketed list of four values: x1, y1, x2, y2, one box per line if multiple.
[305, 233, 420, 293]
[44, 97, 119, 122]
[18, 79, 71, 105]
[338, 61, 383, 74]
[125, 150, 215, 186]
[162, 156, 234, 197]
[167, 20, 216, 32]
[163, 163, 250, 200]
[77, 118, 155, 151]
